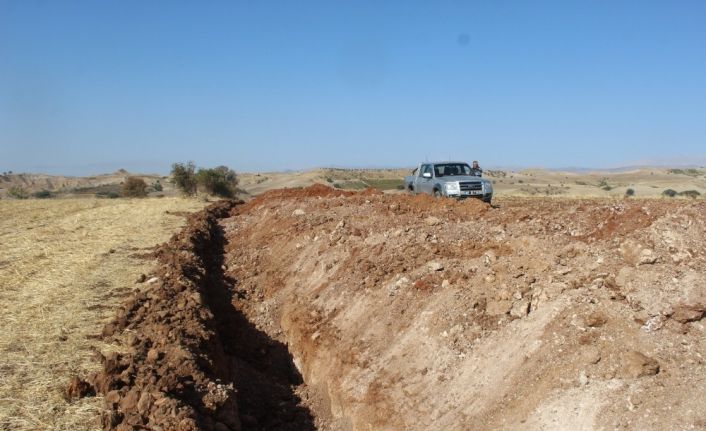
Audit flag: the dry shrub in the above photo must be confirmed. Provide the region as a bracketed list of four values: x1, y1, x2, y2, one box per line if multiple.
[677, 190, 701, 199]
[8, 186, 29, 199]
[122, 177, 147, 197]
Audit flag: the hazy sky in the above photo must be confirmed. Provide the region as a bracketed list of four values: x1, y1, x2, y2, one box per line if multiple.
[1, 1, 706, 175]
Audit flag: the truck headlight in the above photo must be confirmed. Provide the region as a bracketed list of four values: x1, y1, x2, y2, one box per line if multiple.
[445, 182, 459, 192]
[484, 181, 493, 192]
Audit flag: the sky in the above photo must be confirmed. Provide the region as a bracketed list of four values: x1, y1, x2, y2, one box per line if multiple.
[1, 1, 706, 175]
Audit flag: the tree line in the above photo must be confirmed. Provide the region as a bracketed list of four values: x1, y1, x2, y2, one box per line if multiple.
[170, 162, 239, 198]
[121, 162, 238, 198]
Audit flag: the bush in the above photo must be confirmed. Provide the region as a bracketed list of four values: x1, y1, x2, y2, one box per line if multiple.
[33, 190, 53, 199]
[669, 168, 702, 177]
[172, 162, 239, 198]
[625, 188, 635, 197]
[122, 177, 148, 197]
[8, 186, 29, 199]
[195, 166, 238, 198]
[662, 189, 677, 198]
[597, 178, 612, 190]
[171, 161, 197, 196]
[677, 190, 701, 199]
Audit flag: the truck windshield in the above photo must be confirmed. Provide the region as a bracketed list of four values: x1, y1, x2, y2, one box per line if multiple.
[433, 164, 472, 177]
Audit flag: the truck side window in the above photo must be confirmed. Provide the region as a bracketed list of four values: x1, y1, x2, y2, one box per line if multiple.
[422, 165, 432, 177]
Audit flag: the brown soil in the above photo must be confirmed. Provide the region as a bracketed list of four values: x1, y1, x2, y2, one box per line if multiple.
[222, 186, 705, 430]
[75, 200, 315, 430]
[72, 185, 706, 430]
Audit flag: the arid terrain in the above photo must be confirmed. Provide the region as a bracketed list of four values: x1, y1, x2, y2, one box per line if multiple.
[2, 166, 705, 200]
[1, 170, 705, 430]
[0, 198, 207, 430]
[237, 166, 706, 199]
[219, 186, 706, 430]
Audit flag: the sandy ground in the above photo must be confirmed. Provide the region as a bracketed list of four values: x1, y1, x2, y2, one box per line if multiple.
[0, 198, 206, 430]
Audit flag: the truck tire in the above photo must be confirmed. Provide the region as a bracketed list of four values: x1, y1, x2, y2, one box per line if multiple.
[433, 189, 442, 198]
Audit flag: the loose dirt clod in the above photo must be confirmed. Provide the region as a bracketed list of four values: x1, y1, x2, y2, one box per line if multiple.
[65, 376, 95, 400]
[670, 304, 706, 323]
[622, 351, 660, 378]
[585, 311, 608, 327]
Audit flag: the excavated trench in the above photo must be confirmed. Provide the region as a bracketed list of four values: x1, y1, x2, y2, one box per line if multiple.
[198, 213, 316, 430]
[72, 190, 706, 430]
[71, 200, 320, 431]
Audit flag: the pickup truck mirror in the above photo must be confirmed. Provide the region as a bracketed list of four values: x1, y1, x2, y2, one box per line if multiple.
[422, 172, 432, 178]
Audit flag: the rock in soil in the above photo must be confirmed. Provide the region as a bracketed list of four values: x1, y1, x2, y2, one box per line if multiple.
[622, 351, 660, 378]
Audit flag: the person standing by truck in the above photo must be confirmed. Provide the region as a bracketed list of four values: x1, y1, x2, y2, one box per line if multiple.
[471, 160, 483, 177]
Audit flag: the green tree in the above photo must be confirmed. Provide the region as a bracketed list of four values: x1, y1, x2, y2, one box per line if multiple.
[33, 190, 53, 199]
[171, 161, 197, 196]
[196, 166, 238, 198]
[8, 186, 29, 199]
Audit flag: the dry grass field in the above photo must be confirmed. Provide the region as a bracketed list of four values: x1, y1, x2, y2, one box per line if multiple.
[0, 198, 206, 430]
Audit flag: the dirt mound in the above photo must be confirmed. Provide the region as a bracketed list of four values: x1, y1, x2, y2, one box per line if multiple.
[74, 200, 242, 430]
[254, 183, 358, 200]
[388, 192, 489, 220]
[221, 194, 706, 430]
[77, 198, 319, 431]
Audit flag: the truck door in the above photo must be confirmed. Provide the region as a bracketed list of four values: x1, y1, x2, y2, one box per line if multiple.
[419, 164, 433, 194]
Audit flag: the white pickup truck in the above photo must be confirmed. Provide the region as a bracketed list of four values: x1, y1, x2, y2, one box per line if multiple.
[404, 161, 493, 203]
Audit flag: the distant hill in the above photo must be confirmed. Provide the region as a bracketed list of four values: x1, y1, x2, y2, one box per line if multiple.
[0, 170, 172, 198]
[1, 166, 704, 199]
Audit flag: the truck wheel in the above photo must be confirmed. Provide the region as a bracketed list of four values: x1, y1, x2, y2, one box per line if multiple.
[433, 189, 442, 198]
